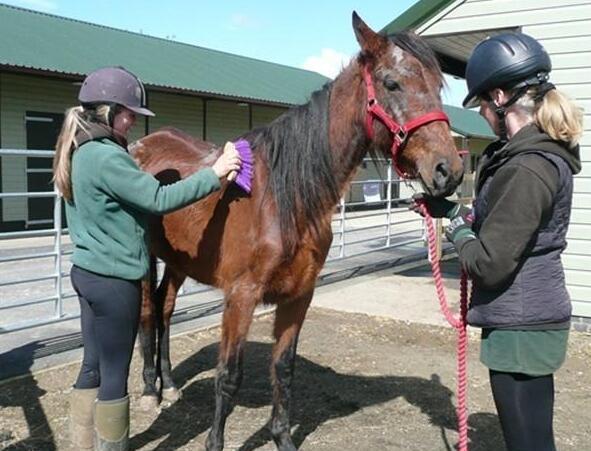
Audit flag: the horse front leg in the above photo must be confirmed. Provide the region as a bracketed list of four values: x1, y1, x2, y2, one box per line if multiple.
[206, 287, 259, 451]
[270, 291, 313, 451]
[158, 267, 186, 402]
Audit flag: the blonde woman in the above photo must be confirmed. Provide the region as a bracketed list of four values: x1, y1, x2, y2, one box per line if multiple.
[417, 33, 583, 451]
[54, 66, 241, 450]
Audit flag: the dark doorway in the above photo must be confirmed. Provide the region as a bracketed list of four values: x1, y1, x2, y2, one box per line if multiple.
[25, 112, 64, 229]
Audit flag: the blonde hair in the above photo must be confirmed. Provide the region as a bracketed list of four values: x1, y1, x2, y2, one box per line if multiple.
[515, 87, 584, 148]
[52, 104, 111, 200]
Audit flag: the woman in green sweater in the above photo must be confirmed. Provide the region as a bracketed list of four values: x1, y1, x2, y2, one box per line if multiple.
[52, 66, 241, 451]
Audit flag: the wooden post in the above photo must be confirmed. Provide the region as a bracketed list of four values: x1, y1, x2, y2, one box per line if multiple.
[435, 218, 443, 260]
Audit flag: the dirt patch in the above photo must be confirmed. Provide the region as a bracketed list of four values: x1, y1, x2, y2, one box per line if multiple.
[1, 307, 590, 450]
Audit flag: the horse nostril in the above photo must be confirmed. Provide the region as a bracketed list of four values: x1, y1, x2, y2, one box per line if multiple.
[434, 161, 450, 188]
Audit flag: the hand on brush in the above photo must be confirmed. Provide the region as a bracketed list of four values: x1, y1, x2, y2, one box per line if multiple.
[212, 141, 241, 180]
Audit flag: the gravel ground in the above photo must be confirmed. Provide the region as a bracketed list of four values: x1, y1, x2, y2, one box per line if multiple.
[1, 307, 590, 451]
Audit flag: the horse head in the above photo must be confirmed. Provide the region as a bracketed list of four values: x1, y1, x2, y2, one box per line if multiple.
[353, 12, 464, 197]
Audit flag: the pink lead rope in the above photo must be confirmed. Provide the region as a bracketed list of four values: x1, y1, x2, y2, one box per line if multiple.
[361, 64, 469, 449]
[419, 201, 470, 451]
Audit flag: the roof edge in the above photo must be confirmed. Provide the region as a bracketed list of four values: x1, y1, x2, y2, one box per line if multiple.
[0, 3, 329, 78]
[380, 0, 457, 34]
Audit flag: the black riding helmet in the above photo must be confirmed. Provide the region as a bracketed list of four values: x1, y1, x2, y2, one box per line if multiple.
[462, 33, 552, 108]
[78, 66, 155, 116]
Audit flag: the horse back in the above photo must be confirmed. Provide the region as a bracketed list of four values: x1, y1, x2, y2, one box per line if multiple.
[131, 128, 268, 287]
[131, 127, 221, 179]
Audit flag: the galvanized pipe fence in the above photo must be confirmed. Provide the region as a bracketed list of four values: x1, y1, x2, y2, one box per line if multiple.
[0, 149, 432, 333]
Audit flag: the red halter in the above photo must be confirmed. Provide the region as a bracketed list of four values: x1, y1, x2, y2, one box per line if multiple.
[362, 65, 450, 178]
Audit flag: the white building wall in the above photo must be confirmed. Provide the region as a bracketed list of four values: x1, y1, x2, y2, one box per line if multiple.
[418, 0, 591, 316]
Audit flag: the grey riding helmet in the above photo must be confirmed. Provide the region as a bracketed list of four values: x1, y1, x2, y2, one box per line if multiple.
[462, 33, 552, 108]
[78, 66, 155, 116]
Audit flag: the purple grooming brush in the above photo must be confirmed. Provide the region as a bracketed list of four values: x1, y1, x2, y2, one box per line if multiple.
[233, 139, 254, 194]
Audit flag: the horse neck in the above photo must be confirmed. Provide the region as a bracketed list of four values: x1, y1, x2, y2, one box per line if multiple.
[328, 62, 371, 194]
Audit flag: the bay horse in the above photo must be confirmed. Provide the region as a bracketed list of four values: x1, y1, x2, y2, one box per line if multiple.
[132, 13, 463, 451]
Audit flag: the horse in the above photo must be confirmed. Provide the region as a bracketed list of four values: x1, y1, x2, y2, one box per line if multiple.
[131, 12, 464, 451]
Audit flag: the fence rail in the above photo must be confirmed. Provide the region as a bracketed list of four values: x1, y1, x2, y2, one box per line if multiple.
[0, 149, 433, 333]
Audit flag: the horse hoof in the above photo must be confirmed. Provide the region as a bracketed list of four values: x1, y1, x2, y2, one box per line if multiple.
[139, 395, 159, 411]
[162, 387, 182, 402]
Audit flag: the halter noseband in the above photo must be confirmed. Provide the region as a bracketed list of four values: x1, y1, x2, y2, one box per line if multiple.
[362, 65, 450, 178]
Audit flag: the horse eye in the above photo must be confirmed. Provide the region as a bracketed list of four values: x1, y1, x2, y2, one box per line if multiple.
[384, 78, 401, 91]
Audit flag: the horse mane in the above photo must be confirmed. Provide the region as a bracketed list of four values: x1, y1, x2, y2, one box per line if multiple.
[247, 85, 337, 253]
[242, 32, 442, 253]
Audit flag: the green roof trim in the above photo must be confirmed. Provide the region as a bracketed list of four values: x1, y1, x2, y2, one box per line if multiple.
[0, 4, 329, 106]
[443, 105, 495, 139]
[381, 0, 456, 34]
[0, 3, 491, 139]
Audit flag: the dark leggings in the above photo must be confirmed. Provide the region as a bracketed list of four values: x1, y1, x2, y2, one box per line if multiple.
[71, 265, 141, 401]
[489, 370, 556, 451]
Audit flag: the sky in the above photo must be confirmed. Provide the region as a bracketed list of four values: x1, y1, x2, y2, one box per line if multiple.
[2, 0, 468, 106]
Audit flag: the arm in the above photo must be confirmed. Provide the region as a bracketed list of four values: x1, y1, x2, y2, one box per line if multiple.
[456, 157, 558, 288]
[99, 150, 221, 214]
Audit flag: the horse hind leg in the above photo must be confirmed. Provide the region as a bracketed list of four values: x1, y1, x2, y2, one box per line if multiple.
[139, 262, 185, 409]
[269, 291, 313, 451]
[205, 285, 260, 451]
[139, 256, 159, 410]
[158, 267, 186, 403]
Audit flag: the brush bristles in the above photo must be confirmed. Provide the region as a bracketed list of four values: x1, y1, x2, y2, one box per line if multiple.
[234, 139, 253, 193]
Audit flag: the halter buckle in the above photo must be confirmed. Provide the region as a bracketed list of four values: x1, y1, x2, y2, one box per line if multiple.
[394, 128, 407, 145]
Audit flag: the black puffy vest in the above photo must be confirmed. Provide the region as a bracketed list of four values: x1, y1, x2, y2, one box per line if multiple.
[468, 151, 573, 328]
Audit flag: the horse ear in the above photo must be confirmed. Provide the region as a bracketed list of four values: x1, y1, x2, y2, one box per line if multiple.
[352, 11, 387, 57]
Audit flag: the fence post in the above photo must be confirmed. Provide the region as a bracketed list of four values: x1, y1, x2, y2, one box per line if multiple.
[53, 187, 63, 319]
[338, 197, 346, 258]
[386, 163, 392, 247]
[435, 218, 443, 261]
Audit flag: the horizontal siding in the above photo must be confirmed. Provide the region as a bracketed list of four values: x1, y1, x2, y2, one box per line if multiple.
[537, 35, 591, 54]
[569, 285, 591, 302]
[563, 254, 591, 270]
[573, 193, 591, 208]
[424, 3, 591, 35]
[559, 83, 591, 100]
[565, 238, 591, 255]
[567, 224, 591, 240]
[1, 73, 77, 222]
[525, 19, 591, 39]
[574, 177, 591, 193]
[550, 52, 591, 70]
[252, 105, 285, 129]
[573, 300, 591, 317]
[458, 0, 588, 15]
[550, 67, 591, 85]
[570, 208, 591, 225]
[148, 92, 203, 139]
[1, 156, 26, 221]
[205, 100, 249, 146]
[576, 160, 591, 178]
[565, 269, 590, 286]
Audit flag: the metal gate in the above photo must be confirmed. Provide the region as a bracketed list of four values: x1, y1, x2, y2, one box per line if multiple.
[0, 149, 429, 333]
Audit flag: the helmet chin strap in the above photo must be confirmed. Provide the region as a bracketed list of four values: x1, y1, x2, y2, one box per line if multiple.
[491, 86, 529, 142]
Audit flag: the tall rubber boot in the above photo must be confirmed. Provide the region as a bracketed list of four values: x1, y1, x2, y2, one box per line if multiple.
[94, 395, 130, 451]
[69, 387, 98, 450]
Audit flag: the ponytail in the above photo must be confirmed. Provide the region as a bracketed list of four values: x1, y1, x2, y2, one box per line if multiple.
[534, 89, 584, 148]
[52, 104, 112, 200]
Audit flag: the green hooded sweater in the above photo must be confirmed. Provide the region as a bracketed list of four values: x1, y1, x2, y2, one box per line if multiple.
[66, 131, 220, 280]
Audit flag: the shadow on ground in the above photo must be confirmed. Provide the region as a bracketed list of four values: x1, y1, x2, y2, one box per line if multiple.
[131, 341, 503, 451]
[0, 342, 56, 450]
